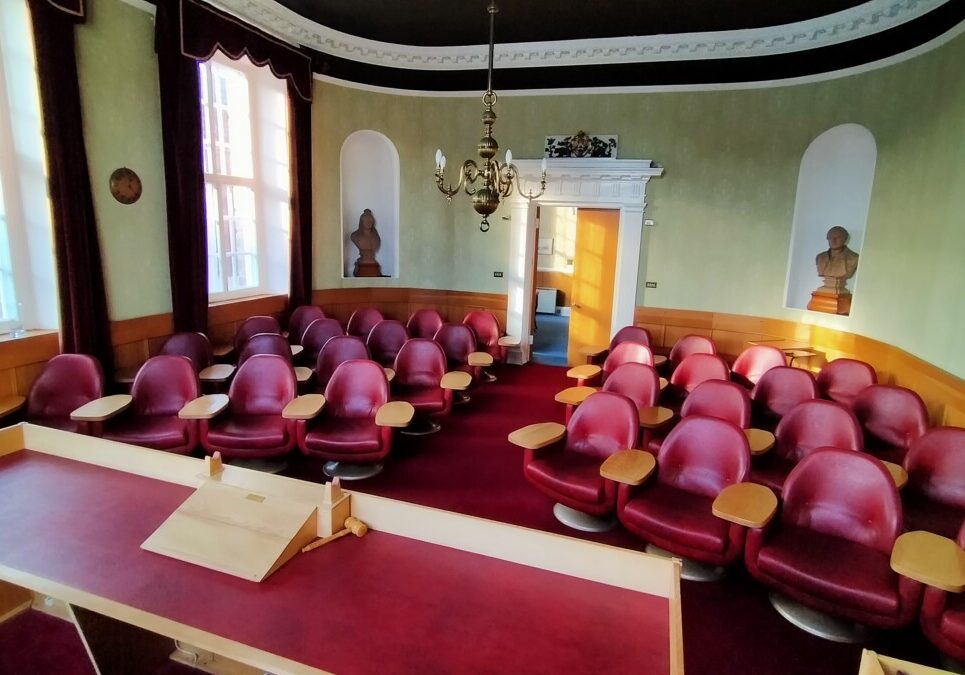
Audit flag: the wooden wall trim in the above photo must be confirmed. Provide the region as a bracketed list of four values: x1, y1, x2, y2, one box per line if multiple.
[635, 306, 965, 427]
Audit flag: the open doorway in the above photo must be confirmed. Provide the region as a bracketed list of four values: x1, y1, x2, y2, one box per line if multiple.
[531, 207, 620, 367]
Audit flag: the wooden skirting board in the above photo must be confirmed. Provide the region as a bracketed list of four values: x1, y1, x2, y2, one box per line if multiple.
[635, 306, 965, 427]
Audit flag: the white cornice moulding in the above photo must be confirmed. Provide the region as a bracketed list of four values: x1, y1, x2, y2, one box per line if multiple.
[213, 0, 950, 70]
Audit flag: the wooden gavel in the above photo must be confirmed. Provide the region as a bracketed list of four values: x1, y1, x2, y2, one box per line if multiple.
[301, 517, 368, 553]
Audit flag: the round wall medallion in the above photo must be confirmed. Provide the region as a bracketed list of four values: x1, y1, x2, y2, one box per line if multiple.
[109, 167, 142, 205]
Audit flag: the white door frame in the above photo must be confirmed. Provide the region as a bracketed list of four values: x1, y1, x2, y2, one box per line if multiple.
[505, 159, 664, 363]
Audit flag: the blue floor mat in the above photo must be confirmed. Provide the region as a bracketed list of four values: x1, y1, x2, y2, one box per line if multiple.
[532, 313, 569, 366]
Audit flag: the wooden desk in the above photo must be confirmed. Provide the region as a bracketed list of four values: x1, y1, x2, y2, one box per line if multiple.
[748, 340, 821, 365]
[70, 395, 133, 422]
[600, 449, 656, 486]
[375, 401, 415, 427]
[178, 394, 229, 420]
[198, 364, 235, 383]
[891, 530, 965, 593]
[566, 364, 601, 382]
[0, 423, 683, 675]
[744, 428, 775, 455]
[639, 407, 673, 428]
[508, 422, 566, 450]
[712, 483, 778, 528]
[554, 386, 597, 406]
[281, 394, 326, 420]
[440, 371, 472, 390]
[467, 352, 494, 367]
[882, 461, 908, 489]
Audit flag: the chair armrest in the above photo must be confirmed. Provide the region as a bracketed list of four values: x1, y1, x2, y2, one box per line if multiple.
[71, 394, 133, 422]
[441, 371, 472, 391]
[383, 367, 395, 383]
[744, 428, 775, 456]
[554, 386, 597, 406]
[600, 450, 656, 486]
[580, 345, 607, 358]
[712, 483, 778, 528]
[497, 336, 519, 347]
[376, 401, 415, 427]
[0, 395, 26, 418]
[508, 422, 565, 450]
[566, 364, 601, 381]
[468, 351, 494, 367]
[282, 394, 326, 420]
[179, 394, 229, 420]
[199, 364, 235, 383]
[294, 367, 313, 384]
[639, 406, 673, 429]
[882, 460, 908, 489]
[891, 531, 965, 592]
[212, 344, 232, 358]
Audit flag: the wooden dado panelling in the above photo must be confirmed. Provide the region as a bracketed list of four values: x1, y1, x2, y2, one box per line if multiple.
[311, 288, 507, 329]
[0, 332, 60, 399]
[635, 306, 965, 427]
[535, 271, 573, 307]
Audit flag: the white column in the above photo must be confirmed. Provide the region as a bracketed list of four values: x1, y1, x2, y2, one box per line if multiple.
[506, 200, 536, 363]
[611, 206, 644, 337]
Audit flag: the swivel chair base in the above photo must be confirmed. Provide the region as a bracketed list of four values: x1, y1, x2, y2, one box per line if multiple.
[228, 457, 288, 474]
[323, 460, 383, 481]
[941, 655, 965, 674]
[552, 503, 616, 532]
[481, 370, 497, 383]
[644, 544, 727, 582]
[454, 392, 471, 405]
[769, 593, 873, 643]
[401, 419, 441, 436]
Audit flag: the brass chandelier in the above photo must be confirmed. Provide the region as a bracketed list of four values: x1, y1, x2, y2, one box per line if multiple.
[433, 1, 547, 232]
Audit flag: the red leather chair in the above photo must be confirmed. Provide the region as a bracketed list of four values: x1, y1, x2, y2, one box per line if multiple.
[750, 399, 863, 495]
[200, 354, 297, 463]
[434, 323, 481, 401]
[617, 416, 752, 571]
[295, 359, 395, 480]
[158, 332, 213, 372]
[731, 345, 787, 388]
[100, 356, 199, 454]
[745, 449, 923, 633]
[750, 366, 818, 432]
[366, 320, 410, 367]
[523, 391, 639, 531]
[314, 336, 370, 392]
[816, 358, 877, 407]
[407, 308, 445, 339]
[852, 384, 929, 464]
[463, 309, 507, 363]
[26, 354, 104, 434]
[346, 307, 384, 339]
[238, 333, 294, 367]
[901, 427, 965, 538]
[663, 353, 730, 411]
[602, 342, 654, 380]
[300, 318, 345, 363]
[920, 519, 965, 661]
[668, 334, 717, 371]
[648, 380, 750, 452]
[391, 339, 453, 434]
[287, 305, 325, 345]
[611, 325, 652, 349]
[233, 316, 281, 354]
[601, 362, 662, 446]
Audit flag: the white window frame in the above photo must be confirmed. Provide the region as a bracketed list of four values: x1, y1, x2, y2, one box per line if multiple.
[199, 51, 291, 303]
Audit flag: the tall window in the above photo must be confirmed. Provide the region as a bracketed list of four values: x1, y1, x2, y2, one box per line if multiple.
[199, 52, 291, 302]
[0, 0, 58, 335]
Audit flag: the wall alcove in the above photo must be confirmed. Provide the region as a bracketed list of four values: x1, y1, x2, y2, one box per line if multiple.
[340, 131, 399, 279]
[785, 124, 877, 314]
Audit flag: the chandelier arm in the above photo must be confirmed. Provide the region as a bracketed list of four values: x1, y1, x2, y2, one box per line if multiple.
[514, 174, 548, 201]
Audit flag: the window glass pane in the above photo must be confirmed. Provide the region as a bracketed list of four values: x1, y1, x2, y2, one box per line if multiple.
[204, 183, 224, 294]
[224, 185, 257, 291]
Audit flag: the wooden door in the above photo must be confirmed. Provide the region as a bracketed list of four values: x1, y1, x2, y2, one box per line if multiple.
[567, 209, 619, 366]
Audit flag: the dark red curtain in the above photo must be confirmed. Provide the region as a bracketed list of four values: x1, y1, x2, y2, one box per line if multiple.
[288, 84, 313, 308]
[27, 0, 114, 376]
[155, 0, 314, 328]
[155, 0, 208, 333]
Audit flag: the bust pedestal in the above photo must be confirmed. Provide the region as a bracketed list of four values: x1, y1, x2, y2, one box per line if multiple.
[807, 289, 852, 315]
[353, 259, 382, 278]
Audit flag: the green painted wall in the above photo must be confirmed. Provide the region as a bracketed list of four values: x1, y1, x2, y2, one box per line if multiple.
[316, 36, 965, 376]
[76, 0, 171, 320]
[70, 0, 963, 375]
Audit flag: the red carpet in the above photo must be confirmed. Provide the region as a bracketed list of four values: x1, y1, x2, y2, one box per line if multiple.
[284, 361, 946, 675]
